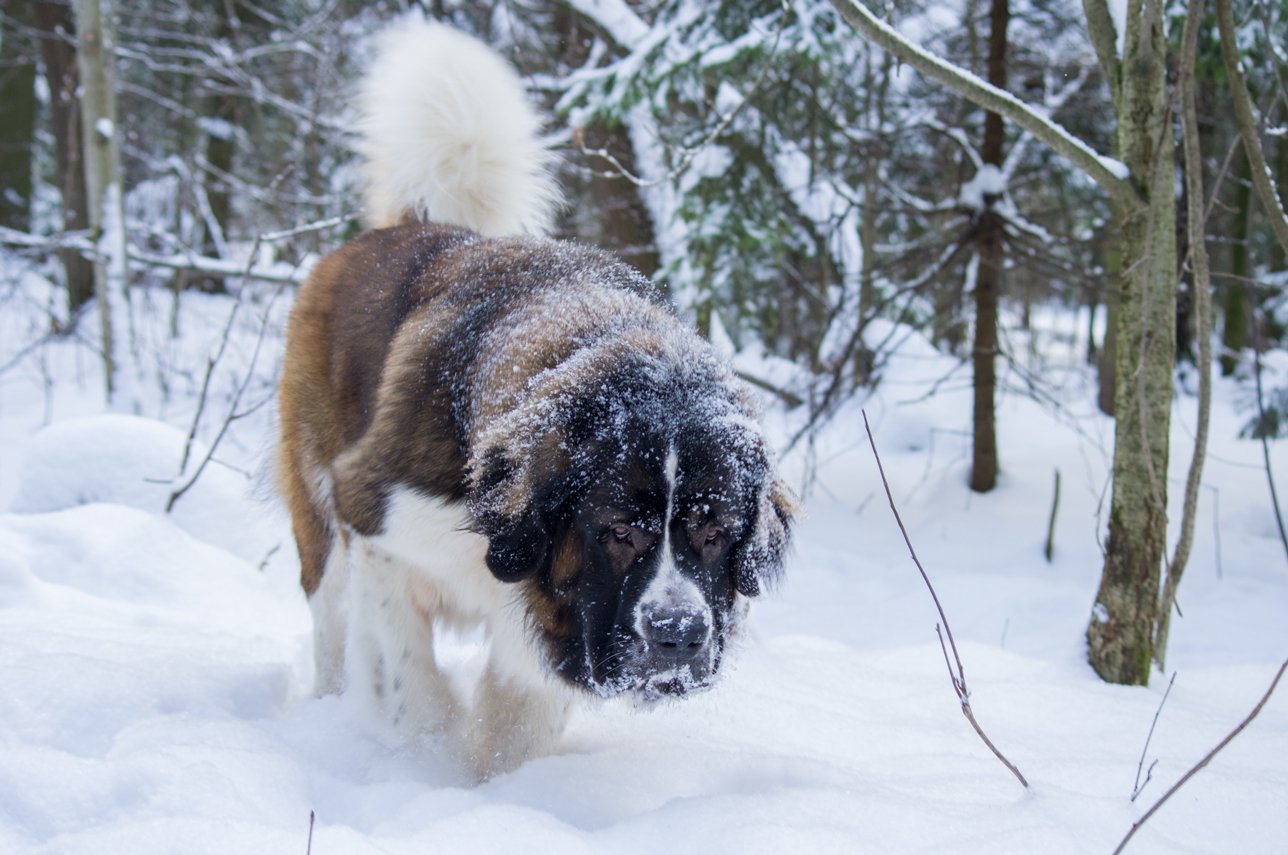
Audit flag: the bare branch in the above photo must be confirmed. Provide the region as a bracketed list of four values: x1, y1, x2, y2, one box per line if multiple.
[1253, 341, 1288, 565]
[829, 0, 1135, 208]
[1158, 0, 1215, 666]
[1214, 0, 1288, 256]
[862, 409, 1029, 789]
[1130, 671, 1176, 802]
[1114, 659, 1288, 853]
[166, 230, 296, 512]
[1080, 0, 1121, 112]
[0, 223, 336, 284]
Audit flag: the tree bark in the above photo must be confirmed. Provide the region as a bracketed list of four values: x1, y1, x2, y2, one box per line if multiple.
[33, 1, 94, 319]
[1156, 0, 1215, 670]
[1220, 150, 1251, 376]
[73, 0, 129, 400]
[1087, 0, 1176, 686]
[0, 2, 37, 230]
[969, 0, 1009, 494]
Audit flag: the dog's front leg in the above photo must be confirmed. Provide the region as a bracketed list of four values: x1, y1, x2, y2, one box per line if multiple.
[346, 538, 462, 739]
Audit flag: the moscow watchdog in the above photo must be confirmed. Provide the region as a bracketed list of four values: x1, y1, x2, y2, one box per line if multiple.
[276, 18, 796, 780]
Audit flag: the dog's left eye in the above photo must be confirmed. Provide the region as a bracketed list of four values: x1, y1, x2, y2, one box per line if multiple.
[691, 524, 727, 556]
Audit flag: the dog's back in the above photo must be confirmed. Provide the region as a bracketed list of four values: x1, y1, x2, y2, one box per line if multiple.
[278, 20, 563, 600]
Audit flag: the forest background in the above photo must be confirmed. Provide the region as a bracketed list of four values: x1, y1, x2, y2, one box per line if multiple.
[1, 0, 1287, 778]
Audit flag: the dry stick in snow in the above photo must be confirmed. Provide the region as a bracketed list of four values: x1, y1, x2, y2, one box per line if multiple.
[861, 409, 1029, 788]
[1044, 468, 1060, 563]
[1130, 671, 1176, 802]
[1253, 329, 1288, 564]
[1113, 658, 1288, 854]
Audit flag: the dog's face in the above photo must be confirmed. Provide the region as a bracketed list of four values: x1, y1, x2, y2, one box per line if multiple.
[470, 363, 794, 701]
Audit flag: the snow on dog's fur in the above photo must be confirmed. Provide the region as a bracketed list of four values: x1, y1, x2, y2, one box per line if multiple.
[277, 18, 795, 781]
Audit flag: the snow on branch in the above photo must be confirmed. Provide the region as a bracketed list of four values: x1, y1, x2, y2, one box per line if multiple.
[829, 0, 1135, 207]
[0, 220, 351, 286]
[1215, 0, 1288, 257]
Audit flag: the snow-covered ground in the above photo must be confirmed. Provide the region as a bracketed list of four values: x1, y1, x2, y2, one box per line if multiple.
[1, 261, 1285, 854]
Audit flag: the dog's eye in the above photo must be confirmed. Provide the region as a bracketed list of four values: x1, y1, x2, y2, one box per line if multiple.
[703, 526, 726, 545]
[609, 523, 634, 546]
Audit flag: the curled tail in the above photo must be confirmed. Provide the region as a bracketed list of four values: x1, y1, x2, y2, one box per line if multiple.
[356, 18, 562, 237]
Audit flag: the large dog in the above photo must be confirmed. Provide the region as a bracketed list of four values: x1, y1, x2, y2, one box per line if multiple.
[277, 19, 795, 780]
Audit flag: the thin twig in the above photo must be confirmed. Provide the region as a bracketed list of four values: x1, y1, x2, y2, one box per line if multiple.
[862, 409, 1029, 788]
[1113, 658, 1288, 853]
[167, 233, 294, 512]
[1252, 338, 1288, 564]
[306, 809, 315, 855]
[1130, 671, 1177, 802]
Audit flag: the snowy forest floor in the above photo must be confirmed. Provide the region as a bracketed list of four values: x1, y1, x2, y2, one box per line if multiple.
[1, 258, 1285, 854]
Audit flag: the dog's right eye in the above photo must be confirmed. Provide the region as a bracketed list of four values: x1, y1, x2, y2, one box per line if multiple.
[609, 523, 634, 546]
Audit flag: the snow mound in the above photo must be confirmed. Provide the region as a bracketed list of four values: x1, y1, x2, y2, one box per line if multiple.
[9, 414, 280, 566]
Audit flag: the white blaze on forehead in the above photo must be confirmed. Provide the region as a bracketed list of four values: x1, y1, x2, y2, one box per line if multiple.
[633, 444, 713, 646]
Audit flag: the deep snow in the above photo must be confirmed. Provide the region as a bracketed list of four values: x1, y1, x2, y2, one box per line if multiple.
[1, 262, 1285, 854]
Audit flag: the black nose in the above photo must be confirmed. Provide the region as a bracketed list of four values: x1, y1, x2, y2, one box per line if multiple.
[644, 605, 710, 660]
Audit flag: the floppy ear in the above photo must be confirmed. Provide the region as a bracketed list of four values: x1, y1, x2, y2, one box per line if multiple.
[484, 503, 550, 583]
[732, 475, 798, 597]
[468, 437, 577, 584]
[467, 447, 548, 583]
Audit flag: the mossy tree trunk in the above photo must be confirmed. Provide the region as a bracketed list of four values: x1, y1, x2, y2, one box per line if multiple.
[1086, 0, 1177, 686]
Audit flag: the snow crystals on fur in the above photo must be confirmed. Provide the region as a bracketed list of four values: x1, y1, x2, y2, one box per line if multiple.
[356, 18, 562, 236]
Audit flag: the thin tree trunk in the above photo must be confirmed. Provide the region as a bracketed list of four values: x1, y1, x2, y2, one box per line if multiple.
[969, 0, 1009, 494]
[33, 1, 94, 320]
[1156, 0, 1215, 670]
[1087, 0, 1177, 686]
[1220, 151, 1251, 375]
[1098, 210, 1120, 415]
[73, 0, 129, 401]
[0, 2, 37, 230]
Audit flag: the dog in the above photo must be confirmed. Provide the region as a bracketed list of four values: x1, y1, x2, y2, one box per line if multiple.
[276, 18, 795, 780]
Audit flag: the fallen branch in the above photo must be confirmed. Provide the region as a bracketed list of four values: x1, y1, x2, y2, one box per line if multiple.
[862, 409, 1029, 788]
[1113, 658, 1288, 853]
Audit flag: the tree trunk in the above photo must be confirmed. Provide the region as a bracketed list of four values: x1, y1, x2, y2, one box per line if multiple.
[1097, 203, 1121, 414]
[33, 1, 94, 319]
[0, 2, 37, 230]
[73, 0, 130, 401]
[1087, 0, 1176, 686]
[969, 0, 1009, 494]
[1220, 149, 1251, 376]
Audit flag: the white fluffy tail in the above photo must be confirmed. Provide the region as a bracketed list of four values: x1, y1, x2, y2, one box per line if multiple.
[356, 19, 562, 237]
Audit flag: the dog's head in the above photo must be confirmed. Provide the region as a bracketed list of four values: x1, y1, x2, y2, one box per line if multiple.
[469, 345, 795, 701]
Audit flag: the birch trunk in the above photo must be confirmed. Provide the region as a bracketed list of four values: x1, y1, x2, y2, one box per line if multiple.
[73, 0, 130, 402]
